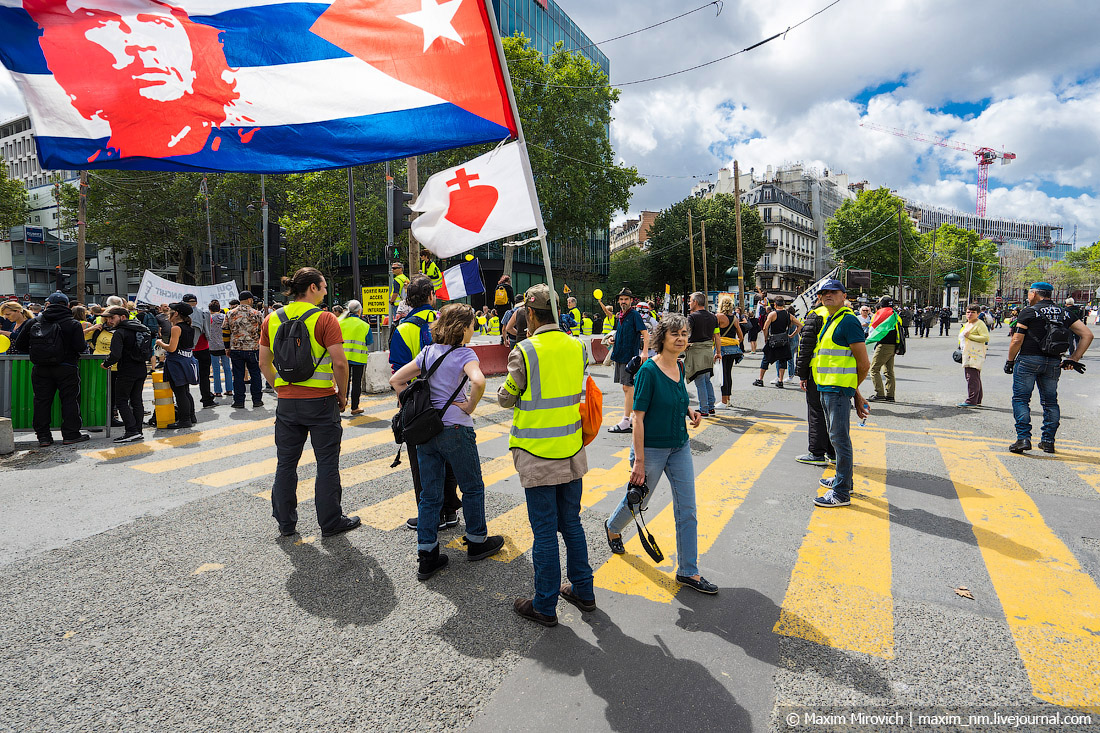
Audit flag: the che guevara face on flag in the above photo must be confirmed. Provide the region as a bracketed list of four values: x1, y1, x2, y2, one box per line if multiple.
[24, 0, 239, 159]
[3, 0, 517, 172]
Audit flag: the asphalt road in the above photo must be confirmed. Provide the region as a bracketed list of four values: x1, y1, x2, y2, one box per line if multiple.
[2, 325, 1099, 732]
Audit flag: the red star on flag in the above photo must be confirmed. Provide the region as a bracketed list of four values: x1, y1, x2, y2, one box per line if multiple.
[311, 0, 516, 133]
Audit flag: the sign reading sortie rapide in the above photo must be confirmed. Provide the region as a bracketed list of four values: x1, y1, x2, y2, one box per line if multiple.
[136, 270, 240, 306]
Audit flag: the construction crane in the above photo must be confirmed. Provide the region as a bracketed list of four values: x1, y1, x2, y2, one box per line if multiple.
[859, 122, 1016, 218]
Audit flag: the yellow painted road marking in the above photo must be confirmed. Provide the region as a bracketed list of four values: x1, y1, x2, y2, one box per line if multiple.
[84, 418, 276, 461]
[447, 448, 634, 562]
[937, 437, 1100, 712]
[773, 429, 894, 659]
[594, 421, 797, 603]
[273, 421, 510, 505]
[133, 408, 395, 474]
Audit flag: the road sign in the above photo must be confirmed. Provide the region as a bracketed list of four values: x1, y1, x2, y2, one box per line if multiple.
[361, 286, 389, 315]
[848, 269, 872, 288]
[24, 225, 43, 243]
[995, 296, 1003, 303]
[563, 284, 571, 294]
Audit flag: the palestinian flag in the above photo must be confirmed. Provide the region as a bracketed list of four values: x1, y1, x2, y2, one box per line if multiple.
[866, 307, 900, 345]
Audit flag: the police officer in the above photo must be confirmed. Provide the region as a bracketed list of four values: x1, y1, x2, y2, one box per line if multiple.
[499, 284, 594, 626]
[338, 299, 373, 415]
[258, 267, 359, 538]
[1004, 282, 1093, 454]
[810, 279, 870, 508]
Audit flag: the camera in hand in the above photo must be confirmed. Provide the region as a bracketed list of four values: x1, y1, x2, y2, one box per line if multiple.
[626, 480, 647, 507]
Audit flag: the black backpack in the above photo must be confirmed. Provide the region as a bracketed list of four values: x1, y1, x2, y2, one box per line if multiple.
[271, 307, 325, 383]
[389, 345, 469, 466]
[130, 326, 154, 362]
[1039, 311, 1073, 357]
[28, 317, 66, 365]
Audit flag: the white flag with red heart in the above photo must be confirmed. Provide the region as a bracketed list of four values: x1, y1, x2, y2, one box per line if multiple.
[410, 141, 540, 258]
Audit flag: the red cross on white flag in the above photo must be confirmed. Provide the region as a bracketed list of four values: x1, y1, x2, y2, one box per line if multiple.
[410, 141, 540, 257]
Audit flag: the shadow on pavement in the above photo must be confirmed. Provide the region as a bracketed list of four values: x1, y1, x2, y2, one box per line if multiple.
[278, 534, 396, 626]
[530, 610, 752, 732]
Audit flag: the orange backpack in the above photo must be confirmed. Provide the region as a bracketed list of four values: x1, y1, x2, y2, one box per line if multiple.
[579, 374, 603, 446]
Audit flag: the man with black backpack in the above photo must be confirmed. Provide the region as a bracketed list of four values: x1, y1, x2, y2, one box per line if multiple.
[1005, 281, 1093, 454]
[100, 305, 151, 443]
[259, 267, 359, 538]
[12, 291, 89, 447]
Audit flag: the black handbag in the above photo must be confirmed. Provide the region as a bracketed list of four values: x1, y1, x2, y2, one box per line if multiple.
[389, 345, 469, 467]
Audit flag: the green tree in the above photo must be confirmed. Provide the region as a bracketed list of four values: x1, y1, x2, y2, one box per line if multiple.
[825, 187, 920, 293]
[919, 224, 999, 298]
[0, 166, 28, 230]
[608, 245, 649, 294]
[642, 194, 766, 301]
[1065, 241, 1100, 279]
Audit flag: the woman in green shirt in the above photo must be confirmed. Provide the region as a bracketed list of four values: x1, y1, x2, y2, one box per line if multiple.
[603, 314, 717, 594]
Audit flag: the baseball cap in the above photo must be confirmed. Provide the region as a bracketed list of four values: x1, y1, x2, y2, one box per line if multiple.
[182, 293, 198, 303]
[238, 290, 254, 300]
[816, 278, 847, 294]
[877, 296, 894, 308]
[1030, 281, 1054, 292]
[524, 283, 556, 310]
[46, 291, 69, 305]
[169, 302, 193, 317]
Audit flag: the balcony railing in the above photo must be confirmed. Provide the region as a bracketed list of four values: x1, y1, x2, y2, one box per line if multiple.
[775, 214, 817, 236]
[757, 264, 815, 277]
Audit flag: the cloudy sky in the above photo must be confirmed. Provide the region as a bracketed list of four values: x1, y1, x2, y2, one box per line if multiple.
[557, 0, 1100, 246]
[0, 0, 1095, 246]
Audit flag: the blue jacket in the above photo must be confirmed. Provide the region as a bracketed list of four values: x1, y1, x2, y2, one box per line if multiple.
[388, 305, 435, 372]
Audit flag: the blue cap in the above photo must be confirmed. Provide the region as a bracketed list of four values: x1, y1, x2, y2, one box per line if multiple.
[46, 291, 69, 305]
[816, 278, 847, 294]
[1029, 281, 1054, 292]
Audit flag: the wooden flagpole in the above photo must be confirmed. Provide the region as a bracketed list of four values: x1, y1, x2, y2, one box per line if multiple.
[481, 0, 559, 321]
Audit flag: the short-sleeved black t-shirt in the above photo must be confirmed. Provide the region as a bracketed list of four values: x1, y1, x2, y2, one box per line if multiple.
[688, 309, 718, 343]
[1017, 300, 1078, 356]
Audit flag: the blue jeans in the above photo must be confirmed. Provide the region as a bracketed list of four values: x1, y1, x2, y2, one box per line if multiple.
[819, 390, 854, 499]
[608, 441, 699, 577]
[1012, 354, 1062, 442]
[210, 352, 232, 393]
[415, 425, 487, 552]
[693, 374, 715, 413]
[230, 349, 263, 404]
[525, 478, 593, 616]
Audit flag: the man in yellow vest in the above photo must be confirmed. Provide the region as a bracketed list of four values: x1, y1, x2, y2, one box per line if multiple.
[810, 278, 870, 508]
[390, 262, 410, 307]
[581, 312, 593, 336]
[487, 314, 500, 336]
[794, 292, 835, 466]
[259, 267, 360, 538]
[567, 296, 581, 336]
[498, 284, 594, 626]
[420, 251, 443, 293]
[338, 299, 373, 415]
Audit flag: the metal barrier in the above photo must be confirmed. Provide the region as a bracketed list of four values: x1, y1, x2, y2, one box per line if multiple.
[0, 354, 113, 436]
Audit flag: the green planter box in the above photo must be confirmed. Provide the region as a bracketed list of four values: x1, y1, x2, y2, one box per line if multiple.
[0, 355, 112, 432]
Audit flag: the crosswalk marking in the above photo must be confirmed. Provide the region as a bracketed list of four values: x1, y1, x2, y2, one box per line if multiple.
[84, 418, 276, 461]
[936, 437, 1100, 712]
[593, 421, 797, 603]
[773, 429, 894, 659]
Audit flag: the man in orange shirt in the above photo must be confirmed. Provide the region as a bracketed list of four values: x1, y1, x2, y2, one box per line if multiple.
[259, 267, 359, 538]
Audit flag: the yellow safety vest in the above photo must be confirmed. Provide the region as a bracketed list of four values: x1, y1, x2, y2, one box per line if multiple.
[569, 307, 581, 335]
[581, 317, 593, 336]
[392, 273, 410, 300]
[603, 316, 614, 334]
[487, 316, 500, 335]
[812, 306, 858, 389]
[338, 314, 371, 365]
[396, 308, 437, 362]
[505, 329, 586, 459]
[423, 261, 443, 291]
[267, 302, 334, 389]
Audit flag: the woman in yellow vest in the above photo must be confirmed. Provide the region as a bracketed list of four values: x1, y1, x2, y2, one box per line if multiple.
[581, 313, 593, 336]
[810, 279, 870, 509]
[487, 314, 500, 336]
[420, 251, 444, 293]
[338, 299, 373, 414]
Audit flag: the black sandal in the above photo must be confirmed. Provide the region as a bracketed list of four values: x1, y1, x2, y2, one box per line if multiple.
[605, 519, 625, 555]
[607, 424, 632, 434]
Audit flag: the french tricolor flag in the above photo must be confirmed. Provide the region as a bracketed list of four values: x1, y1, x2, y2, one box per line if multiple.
[0, 0, 517, 172]
[434, 259, 484, 301]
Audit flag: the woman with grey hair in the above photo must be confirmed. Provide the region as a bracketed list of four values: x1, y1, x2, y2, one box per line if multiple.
[604, 313, 716, 594]
[338, 299, 373, 414]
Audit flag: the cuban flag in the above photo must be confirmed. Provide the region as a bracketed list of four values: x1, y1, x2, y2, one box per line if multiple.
[434, 258, 483, 301]
[0, 0, 518, 172]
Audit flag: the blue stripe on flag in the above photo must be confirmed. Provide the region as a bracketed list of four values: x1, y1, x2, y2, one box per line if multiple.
[460, 261, 485, 296]
[191, 4, 352, 67]
[0, 3, 350, 75]
[34, 103, 511, 173]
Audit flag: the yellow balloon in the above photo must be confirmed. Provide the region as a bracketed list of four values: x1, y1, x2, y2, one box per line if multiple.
[465, 254, 474, 261]
[477, 316, 487, 325]
[593, 289, 603, 300]
[0, 333, 9, 353]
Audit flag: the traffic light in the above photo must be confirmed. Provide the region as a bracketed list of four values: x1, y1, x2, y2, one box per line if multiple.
[391, 187, 414, 234]
[213, 264, 229, 280]
[54, 265, 71, 293]
[266, 220, 287, 259]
